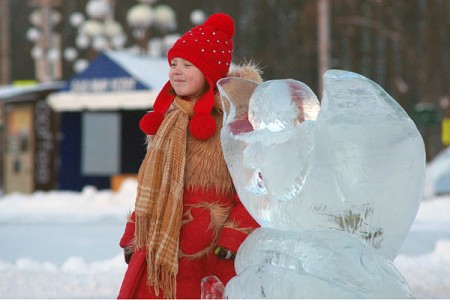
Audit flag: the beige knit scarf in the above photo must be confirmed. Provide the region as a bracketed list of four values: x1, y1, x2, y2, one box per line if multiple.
[134, 108, 189, 299]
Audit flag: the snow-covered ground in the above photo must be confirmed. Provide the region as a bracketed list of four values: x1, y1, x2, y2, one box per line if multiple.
[0, 179, 449, 298]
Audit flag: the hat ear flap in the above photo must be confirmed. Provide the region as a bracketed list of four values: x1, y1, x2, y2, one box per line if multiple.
[139, 81, 174, 135]
[193, 79, 215, 115]
[190, 82, 217, 140]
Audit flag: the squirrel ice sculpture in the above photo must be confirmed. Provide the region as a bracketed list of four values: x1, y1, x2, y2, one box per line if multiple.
[216, 70, 425, 298]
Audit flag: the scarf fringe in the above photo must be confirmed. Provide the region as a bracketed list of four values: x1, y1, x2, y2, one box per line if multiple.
[146, 261, 177, 298]
[135, 109, 188, 299]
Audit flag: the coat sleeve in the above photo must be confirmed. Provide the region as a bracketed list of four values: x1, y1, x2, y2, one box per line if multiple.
[215, 193, 260, 253]
[119, 211, 136, 249]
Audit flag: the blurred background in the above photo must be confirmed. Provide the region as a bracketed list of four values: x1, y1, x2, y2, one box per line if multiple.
[0, 0, 449, 193]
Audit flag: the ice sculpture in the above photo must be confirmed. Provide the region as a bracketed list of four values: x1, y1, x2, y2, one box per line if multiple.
[217, 70, 425, 298]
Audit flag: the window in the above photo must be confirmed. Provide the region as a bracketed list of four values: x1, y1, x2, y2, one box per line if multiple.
[81, 112, 120, 176]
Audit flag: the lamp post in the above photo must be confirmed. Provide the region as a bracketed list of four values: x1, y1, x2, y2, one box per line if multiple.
[126, 0, 179, 56]
[64, 0, 179, 73]
[64, 0, 127, 73]
[26, 0, 62, 82]
[36, 0, 204, 77]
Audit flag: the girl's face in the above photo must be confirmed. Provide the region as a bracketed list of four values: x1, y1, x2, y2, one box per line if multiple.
[169, 58, 207, 99]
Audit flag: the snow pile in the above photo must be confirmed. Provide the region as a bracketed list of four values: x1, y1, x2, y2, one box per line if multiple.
[0, 179, 137, 224]
[0, 255, 125, 298]
[394, 198, 450, 298]
[0, 180, 137, 298]
[395, 240, 450, 298]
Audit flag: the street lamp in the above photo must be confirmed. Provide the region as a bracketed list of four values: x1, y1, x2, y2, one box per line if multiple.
[65, 0, 127, 73]
[54, 0, 204, 76]
[26, 2, 62, 82]
[126, 1, 178, 56]
[190, 9, 205, 25]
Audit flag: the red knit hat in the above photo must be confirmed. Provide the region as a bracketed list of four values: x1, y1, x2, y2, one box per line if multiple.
[139, 13, 235, 140]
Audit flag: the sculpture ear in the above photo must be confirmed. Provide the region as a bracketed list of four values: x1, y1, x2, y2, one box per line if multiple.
[217, 77, 259, 135]
[217, 77, 259, 116]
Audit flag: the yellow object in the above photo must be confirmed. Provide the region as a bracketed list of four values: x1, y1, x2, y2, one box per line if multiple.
[442, 118, 450, 146]
[12, 80, 37, 87]
[111, 174, 137, 191]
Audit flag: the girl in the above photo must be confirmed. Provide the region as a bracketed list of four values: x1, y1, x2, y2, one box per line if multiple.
[118, 13, 262, 299]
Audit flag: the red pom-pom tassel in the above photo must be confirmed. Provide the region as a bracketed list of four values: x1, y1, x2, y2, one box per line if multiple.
[139, 112, 163, 135]
[189, 113, 216, 140]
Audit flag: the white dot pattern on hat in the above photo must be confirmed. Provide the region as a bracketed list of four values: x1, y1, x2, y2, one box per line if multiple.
[168, 13, 234, 82]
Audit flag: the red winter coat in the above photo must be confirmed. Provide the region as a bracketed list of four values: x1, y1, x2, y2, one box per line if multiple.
[118, 189, 258, 299]
[118, 88, 261, 298]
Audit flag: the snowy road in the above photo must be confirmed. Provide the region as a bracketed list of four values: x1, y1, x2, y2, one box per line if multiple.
[1, 222, 124, 264]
